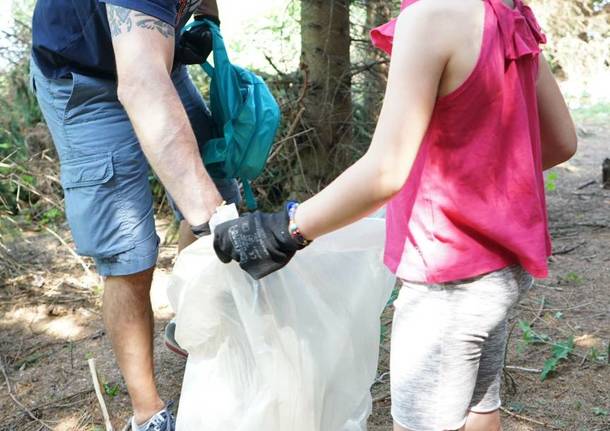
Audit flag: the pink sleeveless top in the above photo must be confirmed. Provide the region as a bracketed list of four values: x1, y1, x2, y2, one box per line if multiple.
[372, 0, 551, 283]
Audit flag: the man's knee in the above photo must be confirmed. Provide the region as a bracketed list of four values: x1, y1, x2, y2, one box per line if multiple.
[105, 267, 155, 294]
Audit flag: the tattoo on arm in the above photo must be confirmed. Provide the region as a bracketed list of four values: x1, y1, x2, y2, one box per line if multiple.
[135, 16, 175, 38]
[107, 5, 132, 37]
[107, 5, 174, 39]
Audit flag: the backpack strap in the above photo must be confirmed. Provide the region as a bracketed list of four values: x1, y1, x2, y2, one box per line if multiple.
[186, 19, 242, 121]
[242, 179, 257, 210]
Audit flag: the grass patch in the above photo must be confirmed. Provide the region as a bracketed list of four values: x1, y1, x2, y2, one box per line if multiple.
[572, 102, 610, 123]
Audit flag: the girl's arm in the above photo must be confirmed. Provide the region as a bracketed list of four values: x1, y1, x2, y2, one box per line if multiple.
[537, 55, 578, 170]
[295, 4, 451, 240]
[213, 2, 457, 279]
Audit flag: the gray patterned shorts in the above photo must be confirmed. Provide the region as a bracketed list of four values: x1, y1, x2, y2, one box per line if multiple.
[391, 265, 533, 430]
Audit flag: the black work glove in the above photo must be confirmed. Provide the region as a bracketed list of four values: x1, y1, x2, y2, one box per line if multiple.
[213, 206, 306, 280]
[175, 17, 218, 65]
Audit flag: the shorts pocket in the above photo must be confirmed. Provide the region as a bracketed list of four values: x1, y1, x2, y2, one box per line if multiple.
[61, 153, 136, 258]
[46, 73, 80, 123]
[61, 153, 114, 188]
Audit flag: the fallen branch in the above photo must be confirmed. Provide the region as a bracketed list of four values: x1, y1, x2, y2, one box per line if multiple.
[33, 388, 95, 411]
[577, 179, 597, 190]
[0, 357, 53, 430]
[553, 242, 585, 256]
[500, 407, 564, 430]
[88, 358, 114, 431]
[44, 226, 92, 276]
[518, 301, 593, 313]
[264, 54, 288, 78]
[0, 388, 95, 424]
[505, 365, 542, 373]
[551, 223, 608, 231]
[8, 177, 63, 210]
[372, 392, 391, 403]
[530, 296, 546, 327]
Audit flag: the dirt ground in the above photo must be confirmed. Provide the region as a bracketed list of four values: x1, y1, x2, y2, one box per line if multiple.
[1, 119, 608, 430]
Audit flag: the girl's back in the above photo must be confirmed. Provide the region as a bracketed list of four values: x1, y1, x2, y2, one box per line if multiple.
[373, 0, 553, 283]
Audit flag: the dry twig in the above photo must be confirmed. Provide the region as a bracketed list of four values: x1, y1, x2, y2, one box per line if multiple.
[0, 357, 53, 430]
[88, 358, 114, 431]
[505, 365, 542, 373]
[500, 407, 564, 430]
[372, 392, 391, 403]
[553, 242, 585, 256]
[44, 226, 92, 276]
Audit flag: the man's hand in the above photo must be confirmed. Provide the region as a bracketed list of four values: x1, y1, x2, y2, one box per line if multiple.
[175, 23, 213, 65]
[213, 206, 305, 280]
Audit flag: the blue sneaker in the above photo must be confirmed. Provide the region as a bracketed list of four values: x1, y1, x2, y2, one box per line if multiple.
[125, 404, 175, 431]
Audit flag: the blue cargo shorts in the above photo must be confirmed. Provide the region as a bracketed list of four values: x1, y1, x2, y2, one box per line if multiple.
[30, 60, 240, 277]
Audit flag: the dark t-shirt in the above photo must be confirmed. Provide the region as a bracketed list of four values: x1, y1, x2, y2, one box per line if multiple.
[32, 0, 202, 79]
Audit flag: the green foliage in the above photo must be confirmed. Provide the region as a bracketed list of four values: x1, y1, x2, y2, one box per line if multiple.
[572, 102, 610, 122]
[545, 171, 559, 192]
[40, 207, 62, 225]
[518, 320, 550, 345]
[592, 407, 609, 417]
[508, 402, 527, 414]
[103, 382, 121, 398]
[517, 320, 578, 381]
[559, 271, 584, 286]
[541, 337, 574, 381]
[0, 18, 62, 229]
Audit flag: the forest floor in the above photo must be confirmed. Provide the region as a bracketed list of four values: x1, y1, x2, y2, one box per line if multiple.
[0, 118, 608, 431]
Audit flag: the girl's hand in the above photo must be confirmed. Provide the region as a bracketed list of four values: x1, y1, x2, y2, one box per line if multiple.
[213, 205, 306, 280]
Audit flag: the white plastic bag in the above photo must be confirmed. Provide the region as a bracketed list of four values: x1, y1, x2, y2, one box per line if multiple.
[168, 217, 394, 431]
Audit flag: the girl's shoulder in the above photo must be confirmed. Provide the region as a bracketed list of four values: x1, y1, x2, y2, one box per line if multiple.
[399, 0, 483, 22]
[373, 0, 485, 56]
[396, 0, 485, 50]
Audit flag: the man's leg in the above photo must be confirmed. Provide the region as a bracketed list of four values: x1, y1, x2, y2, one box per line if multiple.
[103, 268, 164, 424]
[31, 61, 169, 427]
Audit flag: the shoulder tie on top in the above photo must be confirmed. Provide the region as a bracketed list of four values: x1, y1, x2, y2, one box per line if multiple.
[487, 0, 547, 61]
[370, 0, 546, 61]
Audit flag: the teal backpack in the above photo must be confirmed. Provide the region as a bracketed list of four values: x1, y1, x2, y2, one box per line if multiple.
[183, 19, 281, 210]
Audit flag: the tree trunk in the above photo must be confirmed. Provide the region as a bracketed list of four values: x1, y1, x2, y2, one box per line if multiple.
[363, 0, 390, 124]
[300, 0, 352, 186]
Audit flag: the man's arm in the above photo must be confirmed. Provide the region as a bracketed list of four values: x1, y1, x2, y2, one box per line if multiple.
[107, 5, 222, 226]
[195, 0, 219, 20]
